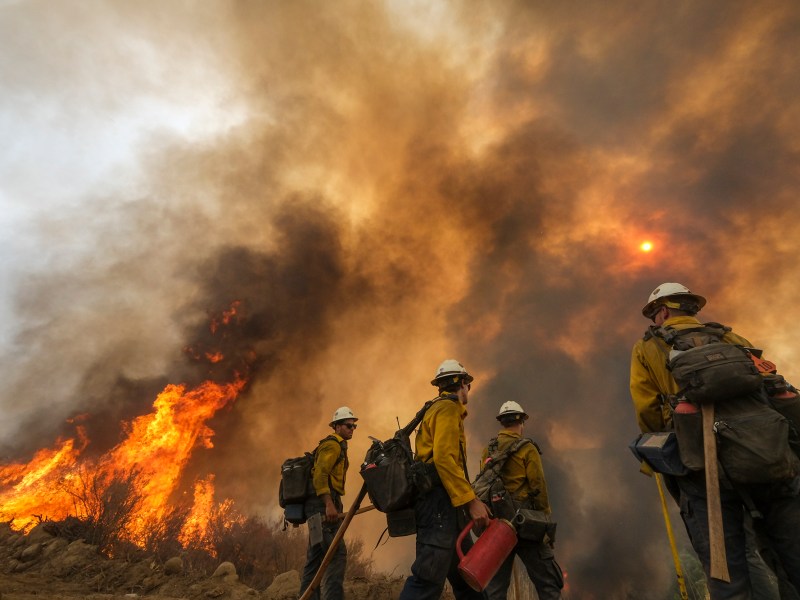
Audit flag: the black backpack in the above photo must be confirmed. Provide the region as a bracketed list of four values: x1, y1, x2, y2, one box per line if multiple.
[648, 323, 799, 484]
[279, 435, 345, 524]
[359, 398, 440, 513]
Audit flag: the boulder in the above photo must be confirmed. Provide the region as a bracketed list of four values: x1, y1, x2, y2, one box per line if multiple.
[264, 570, 300, 600]
[41, 537, 69, 558]
[19, 542, 42, 562]
[163, 555, 183, 575]
[27, 523, 55, 544]
[212, 561, 237, 578]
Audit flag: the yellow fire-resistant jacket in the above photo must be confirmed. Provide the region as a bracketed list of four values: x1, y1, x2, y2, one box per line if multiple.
[312, 434, 348, 497]
[480, 430, 551, 514]
[630, 315, 752, 433]
[414, 395, 476, 507]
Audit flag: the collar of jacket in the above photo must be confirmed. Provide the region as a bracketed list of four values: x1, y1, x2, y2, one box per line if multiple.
[662, 315, 702, 328]
[438, 392, 469, 418]
[498, 429, 521, 439]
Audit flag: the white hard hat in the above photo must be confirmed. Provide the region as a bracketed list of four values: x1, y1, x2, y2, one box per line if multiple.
[641, 282, 706, 318]
[496, 401, 529, 422]
[330, 406, 358, 427]
[431, 359, 474, 387]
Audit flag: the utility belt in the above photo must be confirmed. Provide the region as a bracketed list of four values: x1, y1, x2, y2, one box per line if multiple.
[513, 508, 557, 544]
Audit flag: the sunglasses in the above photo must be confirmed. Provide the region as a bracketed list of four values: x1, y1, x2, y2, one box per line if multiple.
[340, 422, 357, 430]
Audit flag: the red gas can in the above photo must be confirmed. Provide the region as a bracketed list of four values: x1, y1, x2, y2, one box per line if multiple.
[456, 519, 517, 591]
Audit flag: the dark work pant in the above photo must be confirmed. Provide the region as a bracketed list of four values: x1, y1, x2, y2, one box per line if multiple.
[484, 539, 563, 600]
[300, 497, 347, 600]
[678, 475, 800, 600]
[399, 485, 486, 600]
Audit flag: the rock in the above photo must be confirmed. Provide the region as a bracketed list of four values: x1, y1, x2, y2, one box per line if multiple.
[212, 561, 237, 578]
[142, 574, 164, 591]
[49, 540, 97, 576]
[264, 570, 300, 600]
[164, 556, 183, 575]
[12, 558, 34, 572]
[20, 542, 42, 562]
[27, 523, 54, 544]
[41, 537, 69, 558]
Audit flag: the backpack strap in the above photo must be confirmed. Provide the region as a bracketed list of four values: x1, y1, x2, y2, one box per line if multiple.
[316, 434, 346, 466]
[396, 396, 442, 439]
[481, 437, 535, 474]
[313, 434, 347, 497]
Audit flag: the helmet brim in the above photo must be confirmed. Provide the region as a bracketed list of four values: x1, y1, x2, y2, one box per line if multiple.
[431, 372, 474, 386]
[641, 292, 707, 317]
[330, 417, 359, 427]
[496, 412, 529, 422]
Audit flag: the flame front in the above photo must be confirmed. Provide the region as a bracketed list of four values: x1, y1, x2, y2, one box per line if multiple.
[0, 378, 244, 540]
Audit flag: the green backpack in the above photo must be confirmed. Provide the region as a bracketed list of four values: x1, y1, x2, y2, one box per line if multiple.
[472, 437, 537, 511]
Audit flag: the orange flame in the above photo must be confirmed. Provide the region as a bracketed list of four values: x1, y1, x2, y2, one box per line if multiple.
[0, 379, 244, 537]
[209, 300, 241, 334]
[0, 301, 248, 543]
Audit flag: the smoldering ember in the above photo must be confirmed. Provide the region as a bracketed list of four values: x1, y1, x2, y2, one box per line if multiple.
[1, 1, 800, 599]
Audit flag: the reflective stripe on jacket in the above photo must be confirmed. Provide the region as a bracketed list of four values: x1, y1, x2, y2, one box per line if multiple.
[415, 395, 476, 507]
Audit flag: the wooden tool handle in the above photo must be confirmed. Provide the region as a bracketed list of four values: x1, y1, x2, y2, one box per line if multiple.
[702, 402, 730, 582]
[298, 484, 368, 600]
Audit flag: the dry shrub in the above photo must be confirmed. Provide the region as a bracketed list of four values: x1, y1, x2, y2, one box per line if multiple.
[49, 469, 374, 589]
[344, 535, 374, 580]
[58, 466, 143, 556]
[140, 502, 192, 562]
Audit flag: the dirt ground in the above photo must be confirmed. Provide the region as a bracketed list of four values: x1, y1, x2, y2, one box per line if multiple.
[0, 522, 413, 600]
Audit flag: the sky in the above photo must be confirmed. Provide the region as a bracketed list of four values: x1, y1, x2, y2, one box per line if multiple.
[1, 0, 800, 597]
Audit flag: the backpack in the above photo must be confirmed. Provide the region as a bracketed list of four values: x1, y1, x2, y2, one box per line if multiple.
[473, 437, 536, 503]
[649, 322, 762, 404]
[473, 437, 557, 542]
[648, 323, 799, 484]
[359, 398, 440, 513]
[279, 435, 345, 524]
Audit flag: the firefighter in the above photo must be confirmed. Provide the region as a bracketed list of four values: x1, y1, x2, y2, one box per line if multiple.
[299, 406, 358, 600]
[398, 359, 491, 600]
[630, 282, 800, 599]
[481, 401, 563, 600]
